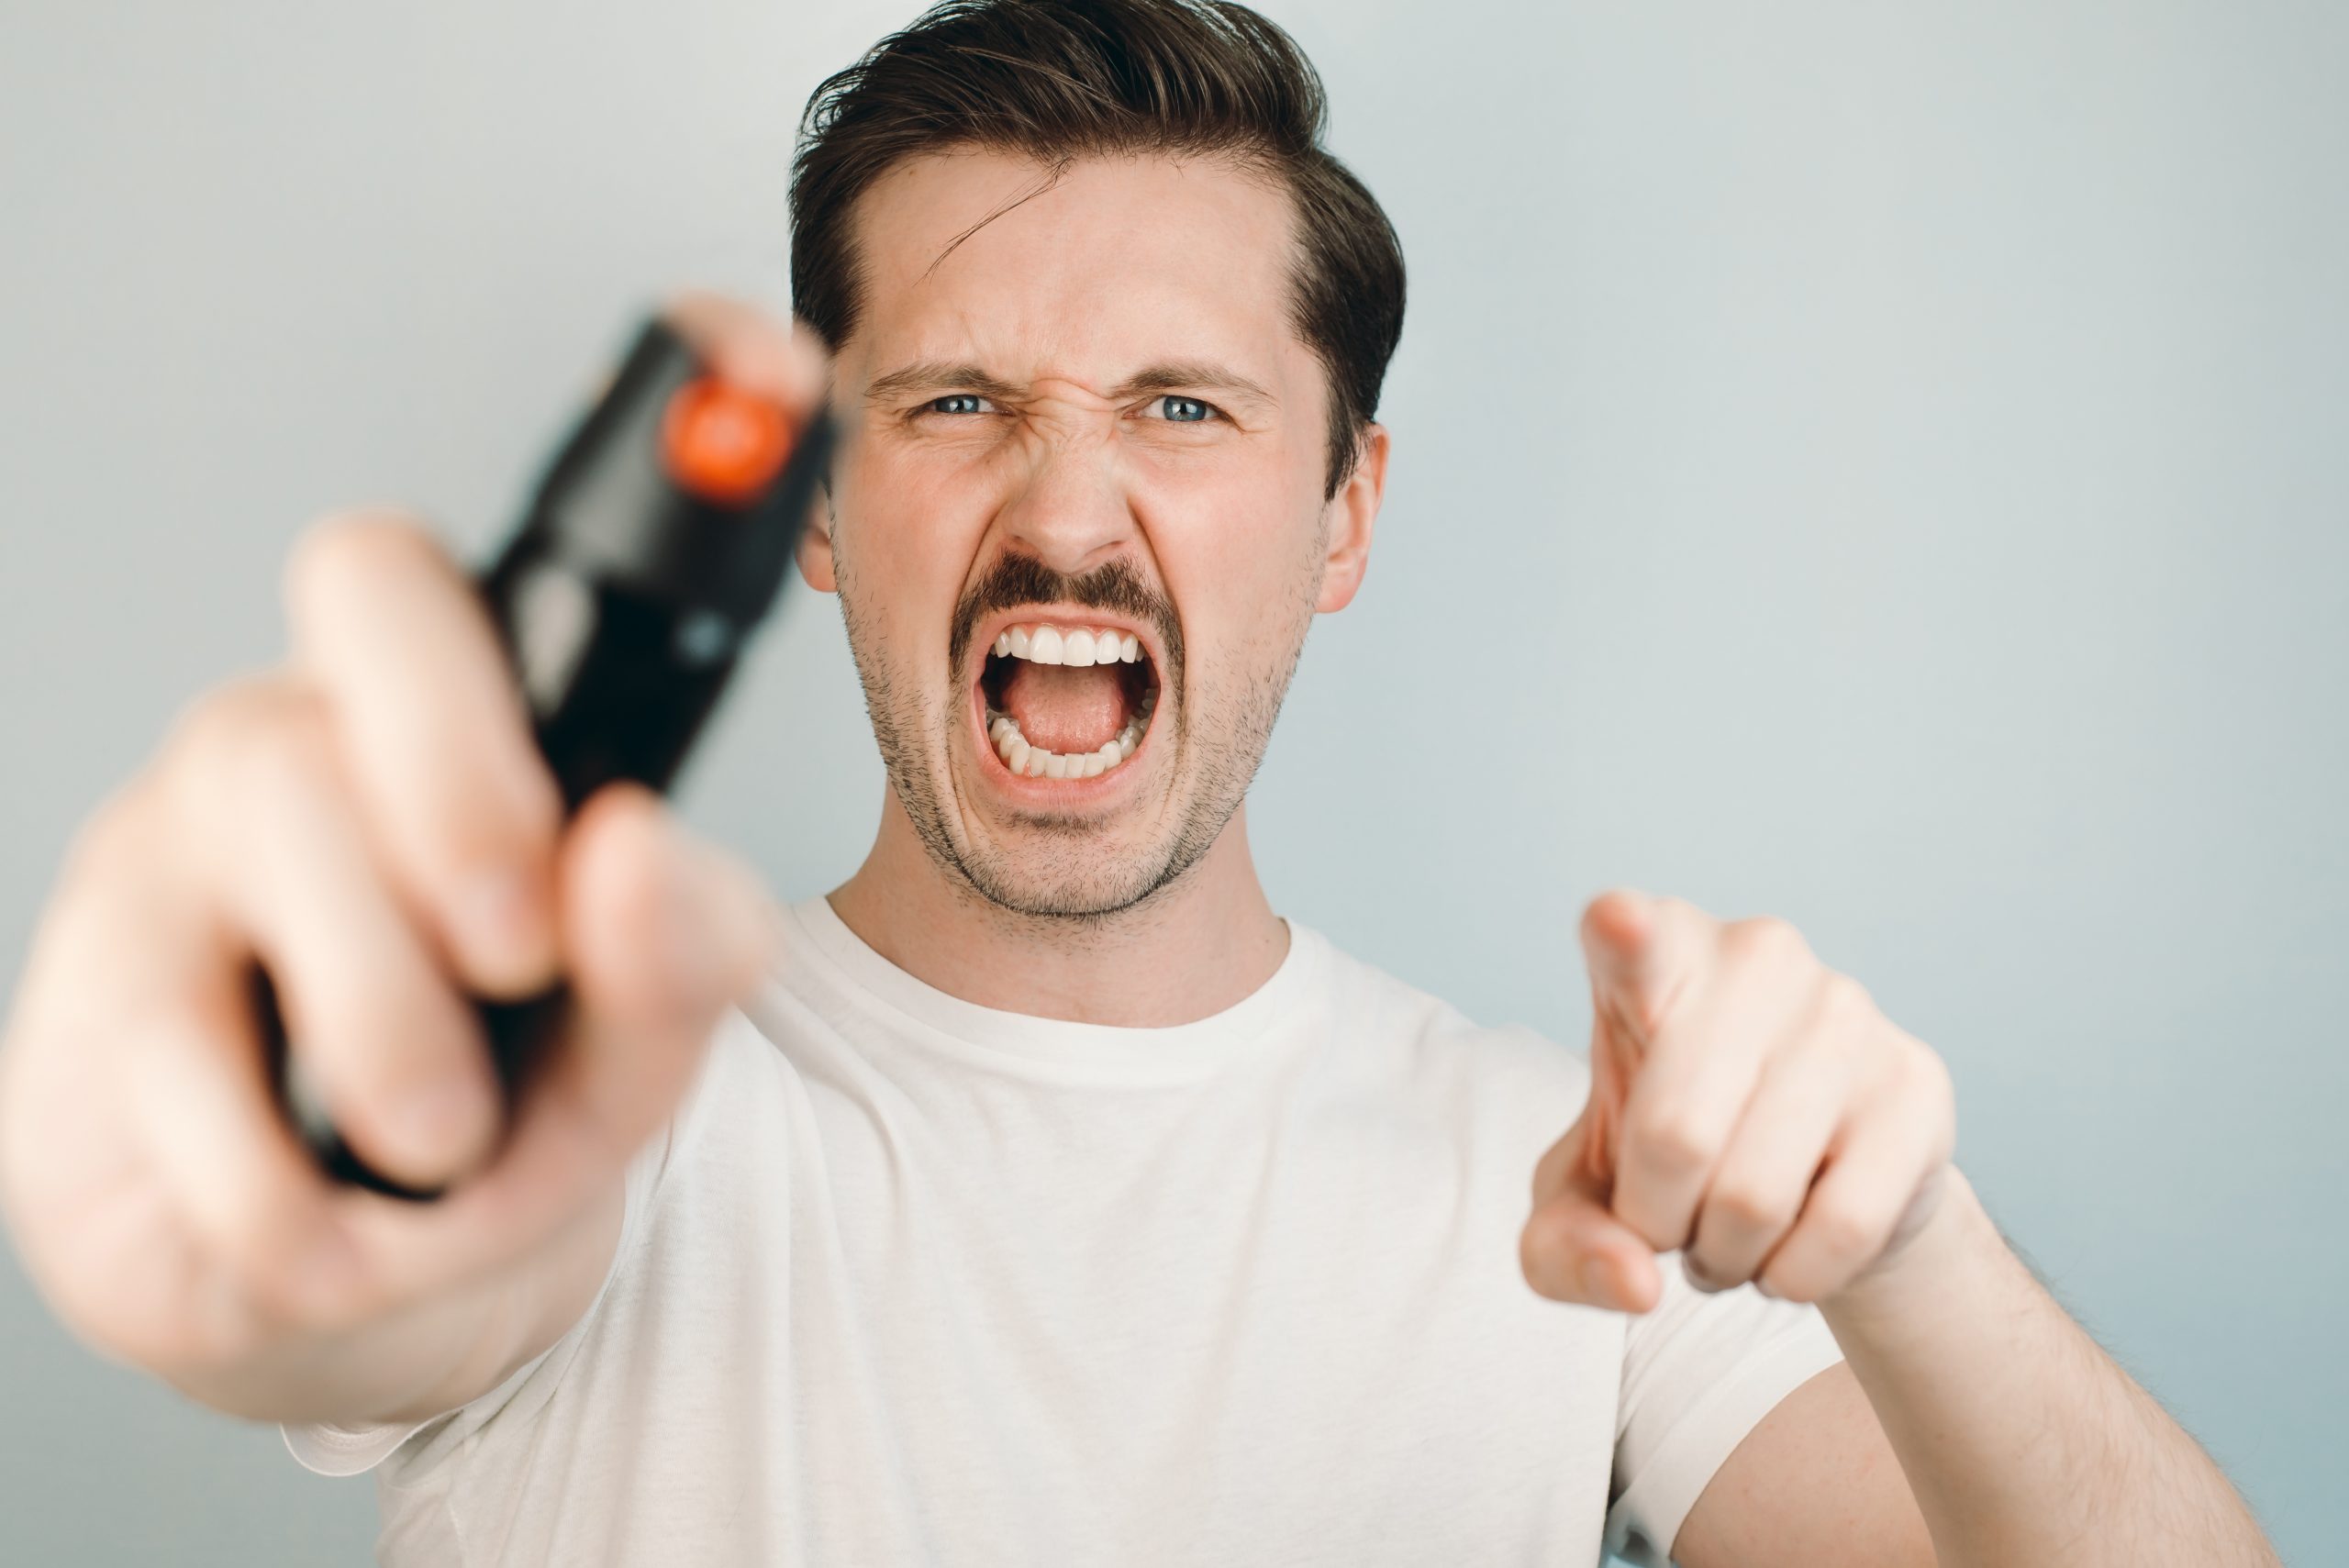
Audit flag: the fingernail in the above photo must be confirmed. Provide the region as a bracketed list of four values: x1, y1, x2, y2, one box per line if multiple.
[1578, 1256, 1619, 1308]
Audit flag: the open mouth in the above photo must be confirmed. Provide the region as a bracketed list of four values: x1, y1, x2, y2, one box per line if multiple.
[975, 618, 1161, 782]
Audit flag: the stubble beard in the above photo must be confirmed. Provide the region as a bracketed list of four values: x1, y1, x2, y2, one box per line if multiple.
[836, 556, 1319, 927]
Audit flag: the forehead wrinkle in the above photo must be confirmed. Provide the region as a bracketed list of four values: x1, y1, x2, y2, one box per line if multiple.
[849, 152, 1307, 410]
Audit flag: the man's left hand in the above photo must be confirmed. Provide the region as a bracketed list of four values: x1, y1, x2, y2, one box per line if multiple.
[1521, 890, 1957, 1313]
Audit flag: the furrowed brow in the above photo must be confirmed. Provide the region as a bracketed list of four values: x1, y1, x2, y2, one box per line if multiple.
[864, 361, 1024, 406]
[1109, 361, 1275, 410]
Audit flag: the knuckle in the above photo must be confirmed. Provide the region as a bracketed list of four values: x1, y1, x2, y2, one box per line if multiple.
[402, 761, 562, 905]
[1708, 1176, 1796, 1235]
[1907, 1040, 1956, 1106]
[223, 712, 333, 822]
[1818, 971, 1877, 1029]
[157, 681, 348, 884]
[51, 781, 160, 899]
[283, 508, 440, 623]
[396, 721, 562, 888]
[1626, 1106, 1715, 1173]
[1805, 1199, 1881, 1262]
[1726, 915, 1809, 968]
[170, 678, 328, 800]
[1654, 894, 1702, 924]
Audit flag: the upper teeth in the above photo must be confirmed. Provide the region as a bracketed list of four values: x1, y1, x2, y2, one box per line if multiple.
[992, 623, 1140, 666]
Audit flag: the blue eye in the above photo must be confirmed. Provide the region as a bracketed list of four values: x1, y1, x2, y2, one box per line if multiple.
[928, 394, 991, 416]
[1152, 395, 1213, 423]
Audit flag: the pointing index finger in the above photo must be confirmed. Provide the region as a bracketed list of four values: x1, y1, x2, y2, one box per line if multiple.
[1579, 889, 1713, 1043]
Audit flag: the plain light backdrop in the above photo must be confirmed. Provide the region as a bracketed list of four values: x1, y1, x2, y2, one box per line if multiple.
[2, 2, 2342, 1562]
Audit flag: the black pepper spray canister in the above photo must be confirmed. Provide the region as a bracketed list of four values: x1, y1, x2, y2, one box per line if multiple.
[259, 313, 833, 1200]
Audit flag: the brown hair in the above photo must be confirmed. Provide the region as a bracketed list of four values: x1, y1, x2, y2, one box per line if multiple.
[789, 0, 1407, 496]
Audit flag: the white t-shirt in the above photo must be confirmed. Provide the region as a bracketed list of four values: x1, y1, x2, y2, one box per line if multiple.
[286, 897, 1846, 1566]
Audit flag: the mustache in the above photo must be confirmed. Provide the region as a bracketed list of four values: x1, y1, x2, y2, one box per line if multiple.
[949, 554, 1184, 686]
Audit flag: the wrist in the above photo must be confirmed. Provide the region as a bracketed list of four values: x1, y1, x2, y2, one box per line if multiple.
[1819, 1162, 1988, 1335]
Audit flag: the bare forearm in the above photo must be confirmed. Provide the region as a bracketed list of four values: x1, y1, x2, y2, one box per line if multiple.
[1819, 1167, 2278, 1568]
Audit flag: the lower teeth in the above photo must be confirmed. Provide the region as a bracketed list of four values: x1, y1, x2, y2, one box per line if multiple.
[987, 699, 1152, 779]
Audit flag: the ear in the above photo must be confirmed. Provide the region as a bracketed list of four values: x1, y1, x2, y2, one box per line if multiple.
[795, 490, 840, 594]
[1315, 422, 1388, 615]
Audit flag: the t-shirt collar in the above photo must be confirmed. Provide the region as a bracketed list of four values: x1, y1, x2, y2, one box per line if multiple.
[771, 893, 1325, 1086]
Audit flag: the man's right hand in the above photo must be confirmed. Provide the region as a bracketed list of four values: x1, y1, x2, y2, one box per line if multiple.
[0, 293, 820, 1426]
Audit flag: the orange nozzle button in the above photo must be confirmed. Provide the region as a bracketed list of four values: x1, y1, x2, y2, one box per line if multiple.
[660, 376, 794, 505]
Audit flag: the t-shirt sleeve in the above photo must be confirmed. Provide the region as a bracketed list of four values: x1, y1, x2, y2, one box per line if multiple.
[1602, 1251, 1849, 1566]
[280, 1116, 674, 1479]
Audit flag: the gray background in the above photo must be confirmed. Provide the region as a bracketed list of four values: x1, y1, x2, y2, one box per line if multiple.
[2, 0, 2342, 1562]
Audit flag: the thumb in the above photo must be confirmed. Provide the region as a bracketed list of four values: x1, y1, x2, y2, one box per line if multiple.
[557, 784, 772, 1151]
[310, 786, 773, 1314]
[1521, 1103, 1663, 1313]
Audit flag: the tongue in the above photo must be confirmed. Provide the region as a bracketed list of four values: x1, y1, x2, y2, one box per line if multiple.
[1001, 661, 1129, 755]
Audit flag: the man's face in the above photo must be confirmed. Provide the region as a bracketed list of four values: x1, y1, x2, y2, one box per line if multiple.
[807, 150, 1380, 918]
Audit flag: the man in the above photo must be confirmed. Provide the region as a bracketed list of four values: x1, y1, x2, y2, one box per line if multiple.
[0, 1, 2281, 1563]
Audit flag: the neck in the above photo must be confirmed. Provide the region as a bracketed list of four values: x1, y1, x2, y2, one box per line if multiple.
[825, 794, 1287, 1027]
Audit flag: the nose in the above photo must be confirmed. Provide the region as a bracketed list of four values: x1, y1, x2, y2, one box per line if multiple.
[992, 429, 1139, 579]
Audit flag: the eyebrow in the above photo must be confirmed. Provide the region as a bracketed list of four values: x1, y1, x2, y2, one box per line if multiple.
[863, 361, 1023, 406]
[1110, 362, 1275, 408]
[863, 360, 1276, 409]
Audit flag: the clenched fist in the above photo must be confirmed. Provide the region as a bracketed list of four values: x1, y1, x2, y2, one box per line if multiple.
[1522, 890, 1958, 1313]
[0, 294, 823, 1424]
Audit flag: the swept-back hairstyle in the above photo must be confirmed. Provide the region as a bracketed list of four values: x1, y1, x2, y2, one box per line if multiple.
[789, 0, 1407, 495]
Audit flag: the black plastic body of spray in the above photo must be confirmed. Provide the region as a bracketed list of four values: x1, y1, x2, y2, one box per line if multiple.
[258, 315, 832, 1200]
